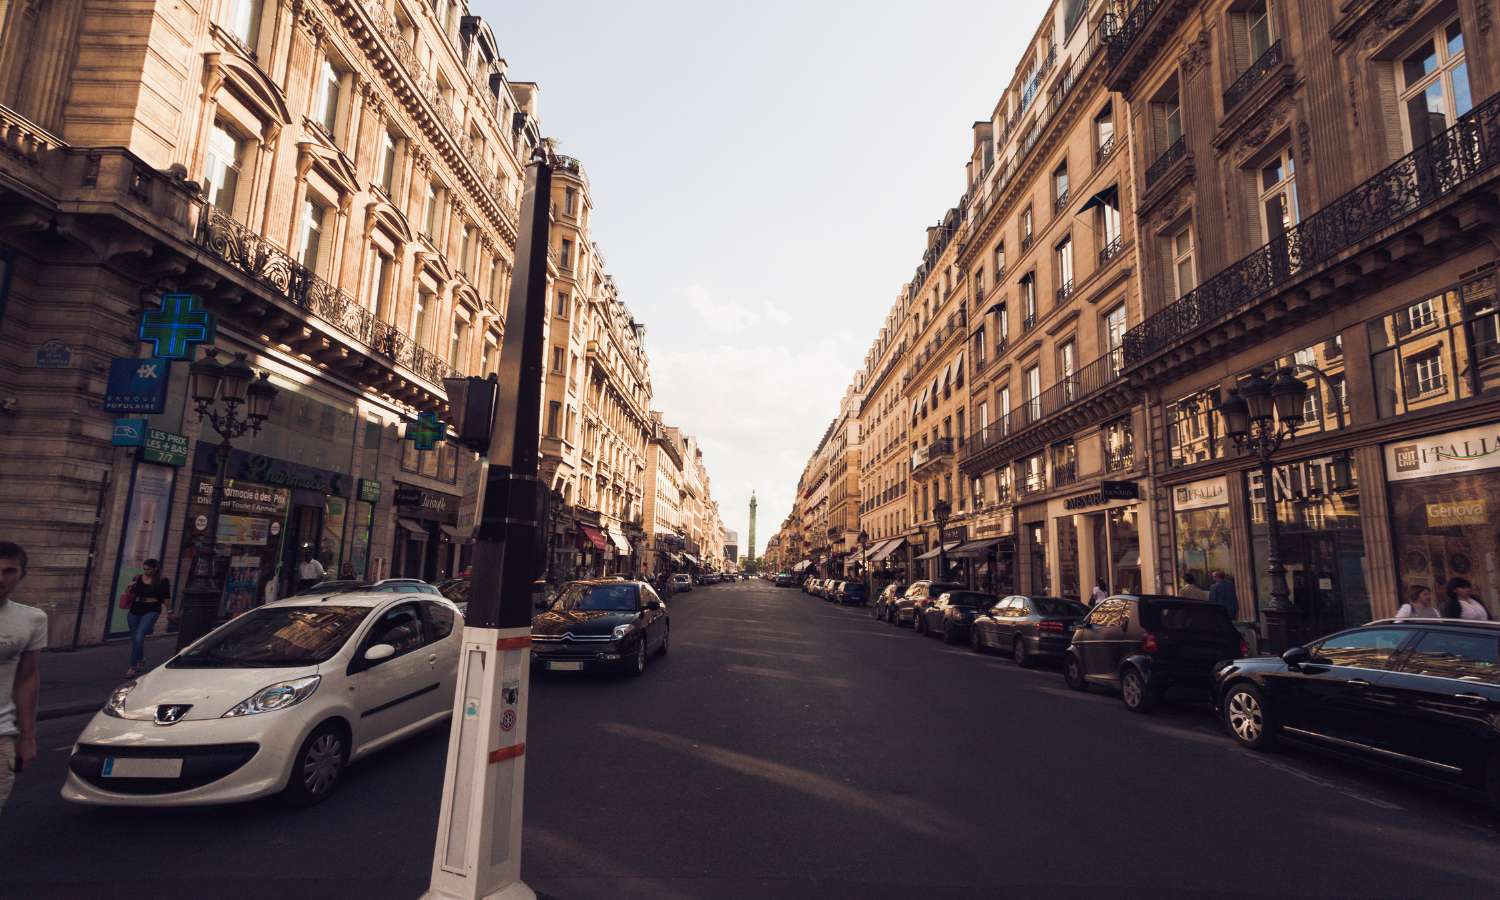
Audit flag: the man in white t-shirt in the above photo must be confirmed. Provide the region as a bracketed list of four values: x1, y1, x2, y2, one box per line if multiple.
[0, 542, 47, 815]
[296, 551, 326, 594]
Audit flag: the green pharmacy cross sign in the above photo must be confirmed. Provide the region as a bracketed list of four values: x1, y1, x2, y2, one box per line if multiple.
[139, 294, 218, 359]
[404, 412, 447, 451]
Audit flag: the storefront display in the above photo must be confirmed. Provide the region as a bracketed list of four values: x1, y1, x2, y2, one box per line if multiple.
[1387, 423, 1500, 611]
[180, 475, 290, 617]
[1172, 476, 1232, 596]
[106, 463, 177, 637]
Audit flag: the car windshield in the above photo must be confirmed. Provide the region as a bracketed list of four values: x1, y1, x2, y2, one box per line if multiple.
[554, 583, 638, 611]
[1032, 598, 1089, 617]
[1143, 600, 1234, 633]
[172, 605, 372, 667]
[944, 592, 991, 606]
[293, 580, 370, 596]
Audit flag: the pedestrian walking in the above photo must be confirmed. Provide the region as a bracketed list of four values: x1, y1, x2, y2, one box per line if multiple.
[122, 558, 172, 677]
[1091, 578, 1108, 606]
[296, 550, 325, 594]
[1208, 569, 1239, 620]
[1397, 585, 1441, 618]
[0, 541, 45, 816]
[1179, 572, 1208, 601]
[1441, 577, 1493, 620]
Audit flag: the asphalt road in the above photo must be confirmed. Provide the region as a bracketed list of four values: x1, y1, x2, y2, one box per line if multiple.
[4, 579, 1499, 900]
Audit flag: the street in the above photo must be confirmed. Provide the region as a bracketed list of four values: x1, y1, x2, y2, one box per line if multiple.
[5, 578, 1500, 900]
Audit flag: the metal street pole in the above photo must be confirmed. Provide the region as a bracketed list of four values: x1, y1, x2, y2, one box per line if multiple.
[422, 154, 553, 900]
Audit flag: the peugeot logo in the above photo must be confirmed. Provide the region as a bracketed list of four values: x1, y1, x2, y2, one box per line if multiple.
[155, 704, 192, 725]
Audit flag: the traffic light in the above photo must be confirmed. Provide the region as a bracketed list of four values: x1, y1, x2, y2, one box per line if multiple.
[442, 375, 499, 455]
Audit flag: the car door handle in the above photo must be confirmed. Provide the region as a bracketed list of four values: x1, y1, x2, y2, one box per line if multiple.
[428, 653, 438, 662]
[1454, 692, 1488, 704]
[1348, 679, 1370, 687]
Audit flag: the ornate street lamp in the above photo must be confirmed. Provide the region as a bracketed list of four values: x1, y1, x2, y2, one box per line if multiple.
[177, 349, 278, 649]
[1215, 367, 1310, 654]
[932, 497, 952, 581]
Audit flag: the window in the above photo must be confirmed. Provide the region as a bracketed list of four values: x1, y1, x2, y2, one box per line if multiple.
[547, 401, 562, 437]
[996, 465, 1012, 502]
[488, 257, 503, 304]
[1170, 225, 1196, 300]
[413, 289, 432, 348]
[974, 327, 987, 369]
[1054, 162, 1069, 209]
[552, 346, 565, 373]
[1400, 630, 1500, 683]
[363, 247, 391, 318]
[1151, 78, 1184, 157]
[226, 0, 263, 50]
[560, 239, 573, 267]
[1398, 18, 1471, 150]
[1104, 416, 1134, 471]
[1059, 341, 1077, 402]
[1105, 304, 1127, 374]
[1021, 453, 1046, 493]
[564, 188, 577, 215]
[994, 243, 1006, 279]
[317, 58, 342, 136]
[483, 335, 498, 377]
[459, 224, 474, 275]
[423, 183, 440, 240]
[450, 311, 469, 369]
[996, 300, 1009, 349]
[975, 268, 985, 301]
[999, 385, 1011, 435]
[1021, 275, 1037, 329]
[1055, 236, 1073, 299]
[1095, 104, 1115, 162]
[555, 292, 570, 318]
[1370, 273, 1500, 415]
[1313, 628, 1416, 670]
[1167, 388, 1224, 467]
[1165, 92, 1183, 145]
[379, 129, 398, 195]
[297, 199, 325, 272]
[1024, 365, 1041, 423]
[203, 122, 244, 216]
[1259, 148, 1298, 242]
[1051, 440, 1077, 486]
[1021, 208, 1034, 247]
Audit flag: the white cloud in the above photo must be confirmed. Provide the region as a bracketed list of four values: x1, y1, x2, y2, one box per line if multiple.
[683, 284, 759, 333]
[762, 301, 792, 325]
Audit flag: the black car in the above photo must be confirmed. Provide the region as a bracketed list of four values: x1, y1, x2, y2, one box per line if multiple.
[894, 581, 965, 629]
[775, 573, 793, 587]
[873, 584, 909, 622]
[971, 595, 1091, 667]
[916, 590, 995, 643]
[1063, 594, 1246, 712]
[835, 582, 870, 606]
[1215, 618, 1500, 807]
[529, 579, 669, 676]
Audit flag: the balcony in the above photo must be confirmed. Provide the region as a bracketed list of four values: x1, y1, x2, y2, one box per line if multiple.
[1022, 312, 1037, 332]
[1223, 40, 1283, 112]
[910, 437, 957, 472]
[198, 203, 456, 388]
[963, 352, 1124, 461]
[1020, 233, 1034, 253]
[1144, 136, 1186, 188]
[1124, 90, 1500, 370]
[1099, 235, 1123, 264]
[1056, 281, 1074, 302]
[1053, 189, 1070, 213]
[1096, 133, 1116, 167]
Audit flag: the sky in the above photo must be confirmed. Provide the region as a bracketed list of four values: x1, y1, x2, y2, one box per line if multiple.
[483, 0, 1048, 557]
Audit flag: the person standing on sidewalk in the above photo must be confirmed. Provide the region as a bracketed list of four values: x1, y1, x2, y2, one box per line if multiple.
[123, 558, 171, 677]
[1179, 573, 1208, 601]
[0, 541, 46, 815]
[296, 550, 325, 594]
[1208, 569, 1239, 620]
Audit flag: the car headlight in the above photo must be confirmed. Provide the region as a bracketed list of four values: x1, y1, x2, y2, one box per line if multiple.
[612, 622, 634, 641]
[103, 681, 136, 718]
[222, 675, 321, 718]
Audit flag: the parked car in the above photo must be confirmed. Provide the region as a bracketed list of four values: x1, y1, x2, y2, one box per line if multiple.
[971, 595, 1091, 666]
[823, 581, 843, 602]
[873, 584, 909, 622]
[835, 582, 870, 606]
[673, 573, 693, 593]
[1063, 594, 1247, 713]
[775, 573, 794, 587]
[1214, 618, 1500, 807]
[529, 579, 669, 676]
[291, 578, 440, 598]
[915, 590, 995, 643]
[64, 591, 463, 808]
[802, 578, 817, 595]
[892, 581, 965, 629]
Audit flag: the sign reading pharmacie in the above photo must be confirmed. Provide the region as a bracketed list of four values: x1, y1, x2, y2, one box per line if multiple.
[193, 444, 351, 497]
[1386, 422, 1500, 482]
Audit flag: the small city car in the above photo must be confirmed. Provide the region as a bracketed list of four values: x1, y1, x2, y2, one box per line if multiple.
[916, 590, 994, 643]
[835, 582, 870, 606]
[1214, 618, 1500, 807]
[971, 595, 1091, 666]
[874, 584, 910, 622]
[1063, 594, 1246, 712]
[529, 579, 669, 676]
[775, 573, 793, 587]
[64, 592, 463, 808]
[673, 573, 693, 593]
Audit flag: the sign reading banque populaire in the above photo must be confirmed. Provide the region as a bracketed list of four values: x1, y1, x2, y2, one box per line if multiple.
[1386, 424, 1500, 482]
[103, 357, 172, 413]
[193, 444, 351, 496]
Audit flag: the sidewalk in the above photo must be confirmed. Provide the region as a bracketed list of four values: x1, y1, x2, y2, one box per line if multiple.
[38, 633, 180, 720]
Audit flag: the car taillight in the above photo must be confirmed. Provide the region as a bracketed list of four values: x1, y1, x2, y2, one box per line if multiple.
[1037, 620, 1065, 632]
[1239, 638, 1249, 658]
[1142, 632, 1159, 653]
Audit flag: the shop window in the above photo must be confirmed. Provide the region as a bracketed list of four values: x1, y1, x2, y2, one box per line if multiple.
[1173, 502, 1231, 595]
[1167, 388, 1224, 467]
[1370, 273, 1500, 416]
[1103, 416, 1134, 471]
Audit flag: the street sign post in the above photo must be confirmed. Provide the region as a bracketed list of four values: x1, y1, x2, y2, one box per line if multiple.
[421, 156, 553, 900]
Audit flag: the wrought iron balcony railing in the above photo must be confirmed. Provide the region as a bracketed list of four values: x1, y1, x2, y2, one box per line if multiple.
[1022, 312, 1037, 332]
[1056, 281, 1074, 301]
[198, 204, 457, 387]
[1107, 0, 1166, 69]
[964, 351, 1121, 460]
[1223, 40, 1283, 111]
[1020, 233, 1035, 253]
[1096, 133, 1116, 167]
[1144, 136, 1186, 188]
[1123, 90, 1500, 368]
[1099, 235, 1123, 264]
[1054, 188, 1070, 212]
[911, 437, 958, 472]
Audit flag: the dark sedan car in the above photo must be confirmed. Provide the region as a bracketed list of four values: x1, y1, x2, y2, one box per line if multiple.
[1063, 594, 1246, 712]
[971, 595, 1090, 667]
[1214, 618, 1500, 808]
[893, 581, 965, 629]
[873, 584, 909, 622]
[915, 590, 995, 643]
[775, 573, 793, 587]
[530, 580, 669, 676]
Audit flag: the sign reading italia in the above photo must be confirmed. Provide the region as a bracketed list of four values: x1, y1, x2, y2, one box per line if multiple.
[104, 357, 173, 413]
[1387, 423, 1500, 482]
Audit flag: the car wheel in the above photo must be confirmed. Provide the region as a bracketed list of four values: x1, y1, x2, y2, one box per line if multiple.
[1224, 683, 1276, 750]
[1063, 653, 1089, 692]
[656, 626, 669, 657]
[970, 626, 985, 653]
[1013, 636, 1035, 668]
[942, 621, 957, 644]
[1121, 668, 1157, 713]
[630, 639, 648, 677]
[913, 613, 925, 635]
[281, 721, 348, 808]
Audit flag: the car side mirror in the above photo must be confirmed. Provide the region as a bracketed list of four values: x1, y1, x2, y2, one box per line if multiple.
[646, 599, 662, 610]
[535, 598, 550, 610]
[1281, 646, 1312, 668]
[364, 643, 396, 662]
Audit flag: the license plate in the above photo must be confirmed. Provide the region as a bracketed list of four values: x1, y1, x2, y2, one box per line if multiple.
[102, 757, 183, 778]
[547, 661, 583, 671]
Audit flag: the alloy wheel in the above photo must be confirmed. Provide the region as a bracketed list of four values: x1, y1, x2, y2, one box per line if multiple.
[1228, 690, 1264, 744]
[303, 733, 343, 795]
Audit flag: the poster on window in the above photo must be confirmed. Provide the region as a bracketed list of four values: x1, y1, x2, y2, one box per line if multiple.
[106, 463, 177, 637]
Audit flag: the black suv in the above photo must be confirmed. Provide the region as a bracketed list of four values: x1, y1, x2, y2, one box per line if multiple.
[1214, 618, 1500, 808]
[1063, 594, 1246, 713]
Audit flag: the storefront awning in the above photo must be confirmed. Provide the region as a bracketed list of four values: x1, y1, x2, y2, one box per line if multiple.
[438, 524, 464, 539]
[397, 517, 429, 540]
[914, 541, 962, 560]
[578, 525, 608, 551]
[948, 538, 1001, 558]
[792, 559, 811, 571]
[869, 538, 905, 561]
[609, 531, 631, 554]
[682, 553, 698, 564]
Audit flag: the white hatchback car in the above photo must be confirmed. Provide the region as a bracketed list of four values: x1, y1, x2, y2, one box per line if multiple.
[62, 591, 461, 808]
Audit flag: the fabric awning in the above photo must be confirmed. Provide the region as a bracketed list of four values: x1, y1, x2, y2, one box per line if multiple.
[609, 531, 631, 554]
[438, 523, 464, 539]
[1076, 183, 1119, 215]
[949, 538, 1001, 559]
[792, 560, 811, 571]
[397, 518, 430, 540]
[869, 538, 904, 562]
[914, 541, 961, 560]
[682, 553, 699, 564]
[578, 525, 608, 551]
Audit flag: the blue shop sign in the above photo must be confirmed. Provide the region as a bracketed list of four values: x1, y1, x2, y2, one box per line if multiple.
[194, 444, 351, 497]
[111, 418, 148, 447]
[104, 357, 173, 413]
